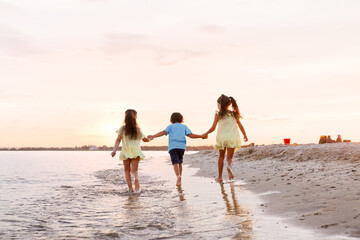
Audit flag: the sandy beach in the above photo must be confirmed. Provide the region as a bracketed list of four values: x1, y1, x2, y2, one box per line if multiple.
[185, 142, 360, 239]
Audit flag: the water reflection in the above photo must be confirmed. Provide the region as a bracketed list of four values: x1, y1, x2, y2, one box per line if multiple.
[1, 151, 255, 239]
[220, 182, 253, 239]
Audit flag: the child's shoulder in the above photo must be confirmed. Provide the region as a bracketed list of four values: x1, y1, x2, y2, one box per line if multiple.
[116, 126, 124, 135]
[170, 123, 188, 129]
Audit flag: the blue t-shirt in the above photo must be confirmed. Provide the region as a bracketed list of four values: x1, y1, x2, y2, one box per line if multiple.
[165, 123, 192, 151]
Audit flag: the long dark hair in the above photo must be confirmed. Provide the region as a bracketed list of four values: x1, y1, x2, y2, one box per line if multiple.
[122, 109, 139, 140]
[217, 94, 242, 119]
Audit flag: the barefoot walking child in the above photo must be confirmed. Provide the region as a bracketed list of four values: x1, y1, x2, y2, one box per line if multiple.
[204, 94, 248, 182]
[111, 109, 151, 192]
[147, 112, 207, 187]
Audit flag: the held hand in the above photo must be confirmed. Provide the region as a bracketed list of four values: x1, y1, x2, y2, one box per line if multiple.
[111, 151, 116, 157]
[201, 133, 208, 139]
[147, 135, 154, 140]
[244, 136, 248, 142]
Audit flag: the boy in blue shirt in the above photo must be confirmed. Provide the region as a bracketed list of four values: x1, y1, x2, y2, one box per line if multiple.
[148, 112, 207, 187]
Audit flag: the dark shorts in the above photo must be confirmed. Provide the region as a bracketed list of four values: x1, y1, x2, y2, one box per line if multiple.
[169, 148, 185, 165]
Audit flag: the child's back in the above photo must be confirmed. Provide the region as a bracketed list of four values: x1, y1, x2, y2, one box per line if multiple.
[147, 112, 206, 187]
[204, 94, 248, 182]
[215, 112, 241, 152]
[116, 126, 145, 161]
[165, 123, 192, 152]
[111, 109, 151, 193]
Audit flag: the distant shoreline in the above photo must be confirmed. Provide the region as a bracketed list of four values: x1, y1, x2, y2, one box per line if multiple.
[0, 145, 214, 151]
[1, 142, 356, 151]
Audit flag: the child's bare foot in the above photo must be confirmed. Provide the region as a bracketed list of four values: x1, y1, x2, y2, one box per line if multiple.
[177, 187, 185, 201]
[134, 178, 140, 192]
[128, 188, 134, 193]
[215, 177, 223, 183]
[227, 167, 234, 180]
[176, 176, 182, 187]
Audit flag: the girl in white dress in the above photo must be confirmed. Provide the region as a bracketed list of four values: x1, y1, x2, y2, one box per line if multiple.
[111, 109, 151, 192]
[204, 95, 248, 182]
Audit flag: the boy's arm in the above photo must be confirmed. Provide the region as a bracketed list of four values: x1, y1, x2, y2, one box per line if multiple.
[236, 119, 248, 142]
[188, 133, 206, 139]
[147, 130, 167, 140]
[111, 135, 122, 157]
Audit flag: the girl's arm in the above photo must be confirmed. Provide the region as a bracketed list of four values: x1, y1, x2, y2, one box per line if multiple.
[147, 130, 167, 140]
[236, 119, 248, 142]
[204, 113, 219, 135]
[111, 135, 122, 157]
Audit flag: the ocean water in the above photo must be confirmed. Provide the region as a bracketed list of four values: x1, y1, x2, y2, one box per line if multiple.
[0, 151, 250, 239]
[0, 151, 356, 240]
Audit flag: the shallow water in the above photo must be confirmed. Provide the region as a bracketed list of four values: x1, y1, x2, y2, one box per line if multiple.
[0, 151, 251, 239]
[0, 151, 356, 240]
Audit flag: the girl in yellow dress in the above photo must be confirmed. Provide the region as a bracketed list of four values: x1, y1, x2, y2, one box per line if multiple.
[111, 109, 151, 193]
[204, 94, 248, 182]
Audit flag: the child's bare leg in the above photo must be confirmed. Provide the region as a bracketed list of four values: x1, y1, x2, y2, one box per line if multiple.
[216, 150, 226, 182]
[123, 159, 133, 191]
[226, 148, 235, 180]
[179, 163, 183, 176]
[173, 164, 181, 187]
[131, 157, 140, 191]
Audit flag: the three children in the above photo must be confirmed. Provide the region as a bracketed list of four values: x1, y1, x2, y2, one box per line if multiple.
[111, 94, 248, 192]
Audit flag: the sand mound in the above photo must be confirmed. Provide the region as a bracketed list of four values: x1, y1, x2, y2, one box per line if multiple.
[186, 142, 360, 238]
[234, 142, 360, 163]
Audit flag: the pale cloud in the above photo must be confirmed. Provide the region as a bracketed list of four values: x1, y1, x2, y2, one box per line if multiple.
[248, 115, 293, 122]
[0, 90, 31, 101]
[154, 50, 189, 66]
[293, 97, 360, 105]
[103, 33, 156, 54]
[200, 24, 226, 34]
[0, 25, 43, 57]
[103, 32, 207, 65]
[0, 1, 19, 13]
[154, 50, 207, 66]
[226, 20, 360, 67]
[81, 0, 109, 2]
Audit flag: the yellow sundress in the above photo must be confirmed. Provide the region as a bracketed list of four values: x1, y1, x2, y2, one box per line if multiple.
[116, 127, 145, 161]
[214, 111, 242, 153]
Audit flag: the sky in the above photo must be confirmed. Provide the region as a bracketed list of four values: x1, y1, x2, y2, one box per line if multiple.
[1, 0, 360, 148]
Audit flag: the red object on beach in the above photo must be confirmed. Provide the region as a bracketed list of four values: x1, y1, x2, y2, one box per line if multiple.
[283, 138, 291, 145]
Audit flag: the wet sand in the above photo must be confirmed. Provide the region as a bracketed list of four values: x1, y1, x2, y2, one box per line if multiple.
[185, 143, 360, 239]
[141, 153, 254, 239]
[0, 151, 253, 239]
